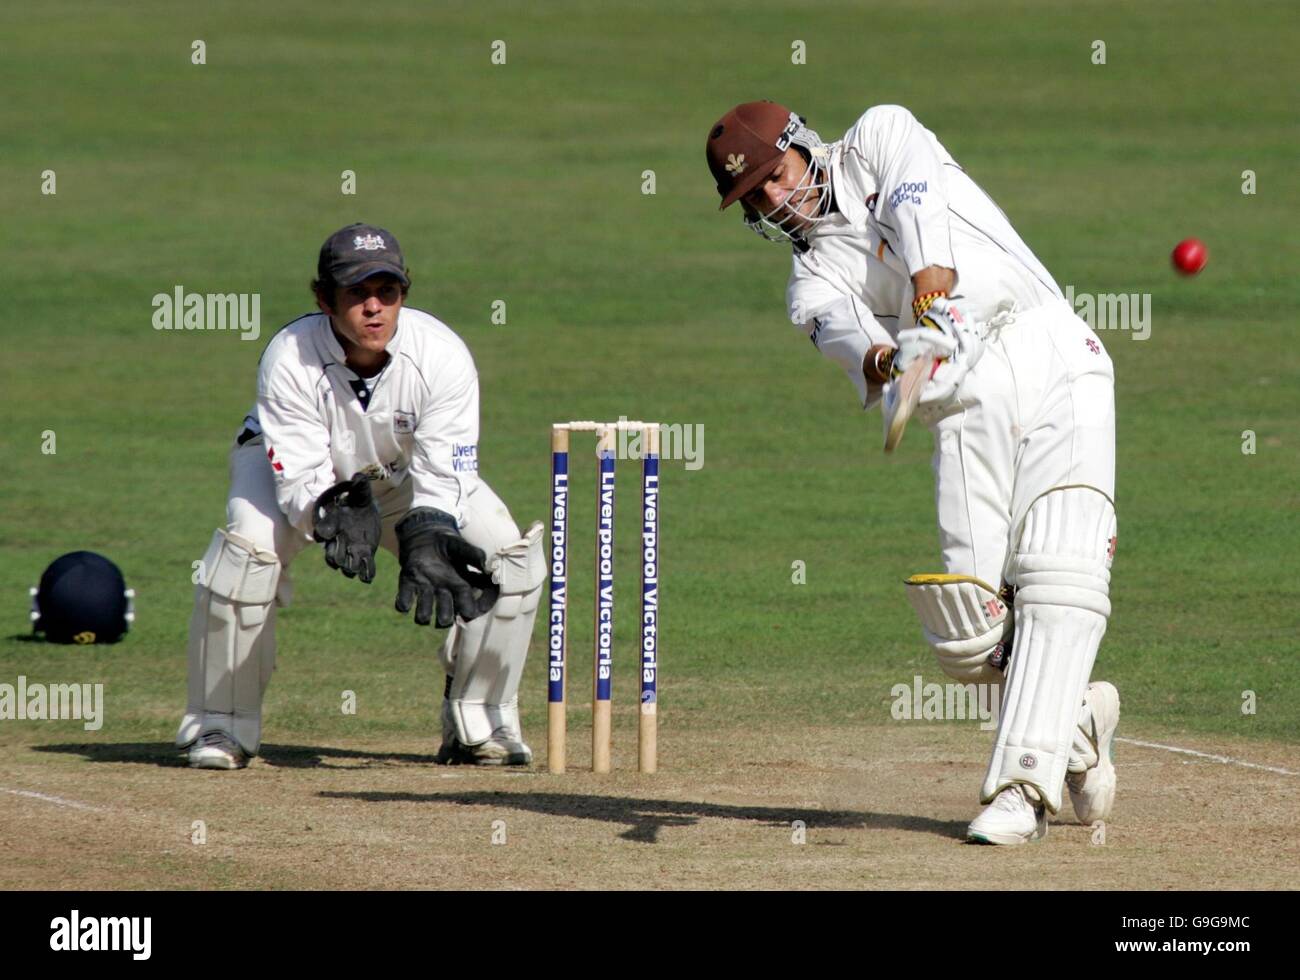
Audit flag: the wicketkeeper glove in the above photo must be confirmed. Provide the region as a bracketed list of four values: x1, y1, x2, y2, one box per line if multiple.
[312, 473, 382, 583]
[394, 508, 499, 628]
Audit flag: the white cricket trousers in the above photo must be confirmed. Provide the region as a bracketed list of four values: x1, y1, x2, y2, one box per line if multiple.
[926, 299, 1116, 585]
[176, 435, 520, 754]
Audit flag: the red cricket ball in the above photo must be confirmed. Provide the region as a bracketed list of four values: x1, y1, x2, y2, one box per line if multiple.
[1172, 238, 1208, 275]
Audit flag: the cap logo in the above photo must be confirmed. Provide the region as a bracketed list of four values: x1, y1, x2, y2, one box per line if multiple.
[353, 234, 386, 251]
[725, 153, 747, 176]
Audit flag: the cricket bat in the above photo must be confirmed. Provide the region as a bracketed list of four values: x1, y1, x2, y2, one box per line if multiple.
[883, 353, 941, 453]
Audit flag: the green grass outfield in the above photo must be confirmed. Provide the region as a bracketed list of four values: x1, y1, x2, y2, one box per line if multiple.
[1, 0, 1296, 761]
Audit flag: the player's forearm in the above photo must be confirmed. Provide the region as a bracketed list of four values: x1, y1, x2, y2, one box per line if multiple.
[264, 445, 332, 535]
[257, 388, 336, 536]
[408, 471, 468, 525]
[912, 266, 956, 315]
[280, 484, 326, 537]
[408, 436, 477, 526]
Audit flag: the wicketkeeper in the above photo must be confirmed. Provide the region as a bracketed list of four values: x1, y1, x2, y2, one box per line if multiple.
[707, 102, 1121, 844]
[175, 223, 545, 769]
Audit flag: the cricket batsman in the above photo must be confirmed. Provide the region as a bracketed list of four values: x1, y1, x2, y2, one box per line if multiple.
[175, 223, 545, 770]
[706, 103, 1120, 843]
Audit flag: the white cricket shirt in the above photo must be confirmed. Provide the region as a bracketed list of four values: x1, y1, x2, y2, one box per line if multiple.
[787, 105, 1063, 408]
[241, 307, 480, 535]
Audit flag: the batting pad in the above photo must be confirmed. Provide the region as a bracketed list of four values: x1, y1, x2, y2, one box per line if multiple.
[981, 486, 1116, 813]
[904, 573, 1010, 684]
[175, 529, 281, 754]
[447, 522, 546, 746]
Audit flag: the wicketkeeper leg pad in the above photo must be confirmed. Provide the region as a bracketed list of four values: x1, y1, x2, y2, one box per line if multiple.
[904, 573, 1011, 685]
[443, 521, 546, 747]
[175, 529, 281, 755]
[981, 486, 1116, 813]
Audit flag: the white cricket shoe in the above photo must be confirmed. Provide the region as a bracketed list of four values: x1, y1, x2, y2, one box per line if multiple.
[1066, 681, 1120, 824]
[967, 785, 1047, 845]
[434, 697, 533, 766]
[188, 731, 249, 770]
[434, 736, 533, 766]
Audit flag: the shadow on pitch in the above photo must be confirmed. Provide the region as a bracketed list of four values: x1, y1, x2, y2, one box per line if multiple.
[32, 742, 438, 769]
[319, 789, 965, 843]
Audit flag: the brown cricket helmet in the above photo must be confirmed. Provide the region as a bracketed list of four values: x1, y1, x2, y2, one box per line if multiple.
[706, 101, 802, 210]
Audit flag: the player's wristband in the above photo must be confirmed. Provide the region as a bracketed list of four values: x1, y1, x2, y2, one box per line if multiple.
[864, 345, 895, 384]
[912, 290, 947, 323]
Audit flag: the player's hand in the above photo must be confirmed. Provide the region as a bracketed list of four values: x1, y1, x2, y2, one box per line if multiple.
[896, 297, 986, 404]
[312, 473, 382, 583]
[394, 508, 499, 628]
[893, 296, 968, 375]
[893, 322, 958, 378]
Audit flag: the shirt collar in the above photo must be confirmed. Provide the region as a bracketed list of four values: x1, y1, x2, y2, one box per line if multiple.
[386, 309, 405, 356]
[316, 309, 405, 370]
[319, 313, 347, 364]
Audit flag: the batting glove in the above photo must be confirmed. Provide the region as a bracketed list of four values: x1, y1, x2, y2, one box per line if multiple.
[893, 321, 958, 379]
[895, 296, 986, 405]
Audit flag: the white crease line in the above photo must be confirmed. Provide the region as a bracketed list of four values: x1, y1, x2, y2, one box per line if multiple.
[1116, 737, 1298, 777]
[0, 787, 107, 812]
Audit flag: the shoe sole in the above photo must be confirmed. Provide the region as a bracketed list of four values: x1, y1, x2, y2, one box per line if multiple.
[461, 751, 533, 767]
[967, 819, 1048, 846]
[967, 830, 1045, 845]
[189, 749, 247, 770]
[434, 744, 532, 767]
[1071, 681, 1120, 823]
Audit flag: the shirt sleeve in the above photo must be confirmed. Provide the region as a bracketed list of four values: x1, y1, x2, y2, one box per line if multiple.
[258, 363, 336, 536]
[843, 105, 956, 278]
[790, 285, 896, 411]
[408, 346, 479, 524]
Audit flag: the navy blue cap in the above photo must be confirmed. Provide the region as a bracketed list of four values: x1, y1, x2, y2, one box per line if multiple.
[318, 223, 410, 288]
